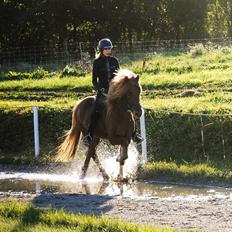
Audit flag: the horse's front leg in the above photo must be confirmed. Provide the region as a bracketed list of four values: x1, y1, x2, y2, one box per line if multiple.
[117, 143, 129, 181]
[116, 143, 129, 163]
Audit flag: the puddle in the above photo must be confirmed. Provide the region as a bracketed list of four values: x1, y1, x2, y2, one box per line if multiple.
[1, 145, 232, 201]
[0, 171, 232, 201]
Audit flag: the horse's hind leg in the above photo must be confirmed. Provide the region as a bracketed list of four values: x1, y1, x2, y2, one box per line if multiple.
[79, 153, 91, 180]
[92, 153, 110, 181]
[80, 137, 109, 181]
[91, 138, 110, 181]
[79, 138, 97, 179]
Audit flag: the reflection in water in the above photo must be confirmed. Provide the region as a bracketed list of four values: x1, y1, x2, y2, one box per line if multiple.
[1, 171, 232, 200]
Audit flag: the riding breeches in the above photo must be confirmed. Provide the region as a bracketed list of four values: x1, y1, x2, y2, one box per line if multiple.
[88, 91, 106, 137]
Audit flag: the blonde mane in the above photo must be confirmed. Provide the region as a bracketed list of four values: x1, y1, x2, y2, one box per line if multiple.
[107, 69, 137, 102]
[106, 69, 139, 119]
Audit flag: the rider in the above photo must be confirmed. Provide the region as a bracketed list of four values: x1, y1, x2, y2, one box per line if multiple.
[81, 38, 143, 146]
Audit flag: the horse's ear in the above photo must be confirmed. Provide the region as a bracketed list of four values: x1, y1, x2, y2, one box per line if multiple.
[124, 76, 129, 82]
[135, 75, 139, 81]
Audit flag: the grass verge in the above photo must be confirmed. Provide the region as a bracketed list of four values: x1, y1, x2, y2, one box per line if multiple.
[0, 201, 178, 232]
[139, 161, 232, 184]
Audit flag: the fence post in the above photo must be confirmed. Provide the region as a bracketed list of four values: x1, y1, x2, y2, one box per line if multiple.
[35, 181, 41, 195]
[33, 106, 40, 157]
[140, 108, 147, 162]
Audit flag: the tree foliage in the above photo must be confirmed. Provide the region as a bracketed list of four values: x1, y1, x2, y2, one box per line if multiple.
[0, 0, 231, 48]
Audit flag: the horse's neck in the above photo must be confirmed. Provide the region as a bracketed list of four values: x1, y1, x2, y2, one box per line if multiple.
[105, 99, 134, 138]
[107, 99, 128, 119]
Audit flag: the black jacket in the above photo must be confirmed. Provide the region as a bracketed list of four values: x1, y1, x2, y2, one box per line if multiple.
[92, 55, 120, 91]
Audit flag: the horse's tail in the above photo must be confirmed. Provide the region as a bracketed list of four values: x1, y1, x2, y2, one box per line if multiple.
[55, 104, 81, 161]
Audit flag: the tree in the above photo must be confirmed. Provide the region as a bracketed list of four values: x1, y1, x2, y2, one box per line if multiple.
[207, 0, 231, 37]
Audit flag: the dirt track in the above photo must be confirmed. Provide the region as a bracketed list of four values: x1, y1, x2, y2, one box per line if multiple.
[1, 190, 232, 232]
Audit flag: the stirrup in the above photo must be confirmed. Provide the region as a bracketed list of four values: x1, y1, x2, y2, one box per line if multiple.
[132, 133, 144, 144]
[81, 134, 92, 147]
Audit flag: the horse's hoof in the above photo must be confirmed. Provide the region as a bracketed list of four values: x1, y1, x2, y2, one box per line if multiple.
[115, 175, 122, 182]
[103, 174, 110, 182]
[115, 175, 129, 183]
[79, 172, 86, 180]
[122, 177, 129, 183]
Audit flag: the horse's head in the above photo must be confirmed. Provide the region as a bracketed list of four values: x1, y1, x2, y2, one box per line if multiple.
[107, 69, 142, 117]
[125, 73, 142, 117]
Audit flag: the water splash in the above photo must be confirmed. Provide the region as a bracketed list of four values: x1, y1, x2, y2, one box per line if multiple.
[0, 172, 101, 183]
[69, 142, 140, 179]
[99, 143, 140, 179]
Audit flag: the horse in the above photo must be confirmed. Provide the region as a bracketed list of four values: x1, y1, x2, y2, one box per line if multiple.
[56, 69, 142, 181]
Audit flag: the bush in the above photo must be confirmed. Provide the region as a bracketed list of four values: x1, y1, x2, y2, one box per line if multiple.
[60, 52, 91, 77]
[29, 67, 50, 79]
[60, 64, 86, 77]
[0, 67, 50, 81]
[188, 43, 206, 57]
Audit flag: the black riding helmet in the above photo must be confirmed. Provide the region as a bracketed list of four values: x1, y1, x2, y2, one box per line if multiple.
[98, 38, 113, 50]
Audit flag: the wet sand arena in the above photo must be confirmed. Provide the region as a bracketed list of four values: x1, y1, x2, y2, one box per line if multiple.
[0, 170, 232, 232]
[0, 144, 232, 231]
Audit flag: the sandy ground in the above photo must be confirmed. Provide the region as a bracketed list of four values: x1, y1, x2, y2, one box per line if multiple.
[1, 190, 232, 232]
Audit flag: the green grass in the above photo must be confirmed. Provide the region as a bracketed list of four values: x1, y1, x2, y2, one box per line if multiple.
[0, 201, 178, 232]
[1, 46, 232, 113]
[139, 161, 232, 184]
[0, 75, 92, 91]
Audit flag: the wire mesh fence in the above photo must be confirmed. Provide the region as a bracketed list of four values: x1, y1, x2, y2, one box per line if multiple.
[1, 37, 232, 72]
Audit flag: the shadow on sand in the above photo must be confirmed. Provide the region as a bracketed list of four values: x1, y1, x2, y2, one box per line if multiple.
[32, 181, 115, 215]
[8, 181, 117, 232]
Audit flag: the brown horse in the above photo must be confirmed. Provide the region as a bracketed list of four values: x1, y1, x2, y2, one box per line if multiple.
[56, 69, 142, 181]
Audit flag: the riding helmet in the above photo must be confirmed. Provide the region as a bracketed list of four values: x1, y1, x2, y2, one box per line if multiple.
[98, 38, 113, 49]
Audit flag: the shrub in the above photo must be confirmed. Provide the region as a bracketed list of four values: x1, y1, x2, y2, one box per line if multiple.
[1, 67, 50, 81]
[61, 64, 86, 77]
[188, 43, 206, 57]
[60, 52, 91, 77]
